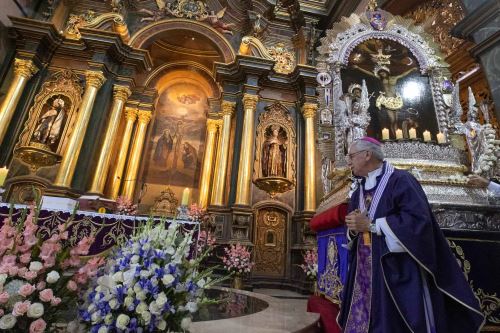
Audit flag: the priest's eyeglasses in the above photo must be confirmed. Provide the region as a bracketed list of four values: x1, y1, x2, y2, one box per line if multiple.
[346, 150, 367, 161]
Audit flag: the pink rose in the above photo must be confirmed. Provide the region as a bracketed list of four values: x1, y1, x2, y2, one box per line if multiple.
[39, 289, 53, 302]
[13, 300, 31, 316]
[0, 291, 9, 304]
[19, 252, 31, 264]
[29, 318, 47, 333]
[8, 266, 18, 276]
[36, 281, 46, 291]
[17, 267, 28, 277]
[67, 280, 77, 291]
[2, 255, 16, 266]
[24, 270, 37, 281]
[50, 297, 61, 306]
[18, 284, 36, 297]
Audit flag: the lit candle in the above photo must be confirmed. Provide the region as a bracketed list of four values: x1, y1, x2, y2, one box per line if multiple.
[423, 130, 431, 142]
[181, 188, 190, 206]
[409, 128, 417, 139]
[395, 129, 403, 140]
[436, 132, 446, 144]
[382, 128, 390, 140]
[0, 167, 8, 187]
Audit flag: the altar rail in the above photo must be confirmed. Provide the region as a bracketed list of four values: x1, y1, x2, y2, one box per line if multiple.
[0, 203, 197, 256]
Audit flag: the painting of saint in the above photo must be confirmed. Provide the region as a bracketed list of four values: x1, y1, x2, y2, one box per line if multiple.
[144, 81, 206, 188]
[32, 96, 67, 149]
[342, 39, 439, 140]
[262, 125, 287, 178]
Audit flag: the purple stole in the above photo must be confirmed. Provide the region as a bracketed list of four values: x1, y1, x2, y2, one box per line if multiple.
[344, 163, 395, 333]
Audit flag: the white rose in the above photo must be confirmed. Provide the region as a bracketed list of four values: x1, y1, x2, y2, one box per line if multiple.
[131, 255, 140, 264]
[0, 273, 7, 286]
[136, 291, 146, 301]
[135, 302, 148, 314]
[46, 270, 60, 284]
[109, 299, 119, 310]
[29, 261, 43, 272]
[91, 312, 101, 324]
[141, 310, 151, 324]
[133, 283, 142, 293]
[104, 313, 113, 325]
[140, 270, 151, 279]
[112, 272, 124, 283]
[98, 326, 108, 333]
[116, 314, 130, 330]
[149, 302, 162, 316]
[0, 314, 16, 329]
[156, 292, 168, 307]
[124, 296, 134, 308]
[156, 319, 167, 330]
[161, 274, 174, 286]
[27, 302, 45, 318]
[185, 301, 198, 313]
[181, 317, 192, 330]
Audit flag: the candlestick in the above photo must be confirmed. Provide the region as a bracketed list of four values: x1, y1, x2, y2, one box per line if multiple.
[395, 129, 403, 140]
[0, 167, 8, 187]
[409, 128, 417, 139]
[181, 188, 190, 206]
[423, 130, 431, 142]
[436, 132, 446, 144]
[382, 128, 390, 140]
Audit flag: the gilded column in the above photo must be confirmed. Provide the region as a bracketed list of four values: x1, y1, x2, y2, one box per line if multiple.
[198, 119, 218, 209]
[54, 70, 106, 187]
[89, 85, 131, 195]
[110, 107, 137, 199]
[301, 103, 318, 212]
[0, 58, 38, 144]
[211, 101, 235, 206]
[234, 94, 259, 206]
[121, 110, 151, 200]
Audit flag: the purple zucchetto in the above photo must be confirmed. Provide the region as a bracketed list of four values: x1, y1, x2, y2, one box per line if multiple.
[359, 136, 382, 146]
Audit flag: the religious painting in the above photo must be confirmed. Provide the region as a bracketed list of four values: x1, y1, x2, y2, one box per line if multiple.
[143, 81, 207, 189]
[341, 39, 439, 141]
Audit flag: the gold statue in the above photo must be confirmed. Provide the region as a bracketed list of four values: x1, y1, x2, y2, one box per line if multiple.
[32, 97, 66, 147]
[262, 125, 287, 177]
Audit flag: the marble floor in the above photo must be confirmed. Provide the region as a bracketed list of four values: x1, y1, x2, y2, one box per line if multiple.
[189, 288, 319, 333]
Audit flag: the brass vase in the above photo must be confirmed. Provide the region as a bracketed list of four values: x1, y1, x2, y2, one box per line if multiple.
[232, 275, 243, 289]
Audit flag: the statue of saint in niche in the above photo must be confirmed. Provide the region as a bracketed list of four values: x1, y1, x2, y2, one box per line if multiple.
[343, 82, 371, 148]
[32, 97, 66, 147]
[262, 125, 287, 178]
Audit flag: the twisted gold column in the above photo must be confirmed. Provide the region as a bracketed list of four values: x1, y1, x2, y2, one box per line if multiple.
[301, 103, 318, 212]
[89, 85, 131, 195]
[54, 71, 106, 187]
[198, 119, 218, 209]
[211, 101, 235, 206]
[0, 58, 38, 144]
[235, 94, 259, 206]
[110, 107, 137, 199]
[121, 110, 151, 200]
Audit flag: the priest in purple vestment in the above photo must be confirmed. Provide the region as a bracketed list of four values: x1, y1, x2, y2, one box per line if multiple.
[337, 137, 484, 333]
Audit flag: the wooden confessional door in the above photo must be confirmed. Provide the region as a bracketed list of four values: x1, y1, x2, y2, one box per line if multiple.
[253, 208, 287, 277]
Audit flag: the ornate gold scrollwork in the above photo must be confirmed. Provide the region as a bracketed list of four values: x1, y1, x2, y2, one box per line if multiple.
[253, 102, 296, 198]
[254, 208, 286, 276]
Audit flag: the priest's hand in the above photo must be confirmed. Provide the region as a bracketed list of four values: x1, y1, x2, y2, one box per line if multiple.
[345, 210, 371, 233]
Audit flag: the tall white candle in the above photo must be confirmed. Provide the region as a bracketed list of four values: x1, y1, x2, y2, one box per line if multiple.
[181, 188, 190, 205]
[382, 128, 390, 140]
[423, 130, 431, 142]
[436, 132, 446, 144]
[0, 167, 8, 187]
[409, 128, 417, 139]
[395, 129, 403, 140]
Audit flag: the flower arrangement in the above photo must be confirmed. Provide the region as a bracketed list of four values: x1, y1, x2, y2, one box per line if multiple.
[221, 243, 254, 276]
[300, 248, 318, 280]
[0, 204, 104, 332]
[116, 196, 137, 215]
[187, 204, 210, 226]
[79, 219, 222, 332]
[196, 230, 216, 254]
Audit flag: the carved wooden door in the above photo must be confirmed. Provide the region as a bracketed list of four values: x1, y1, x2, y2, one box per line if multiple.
[254, 208, 286, 277]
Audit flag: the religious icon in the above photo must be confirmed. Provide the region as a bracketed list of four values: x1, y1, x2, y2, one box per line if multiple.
[262, 125, 287, 178]
[32, 96, 66, 148]
[341, 81, 371, 150]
